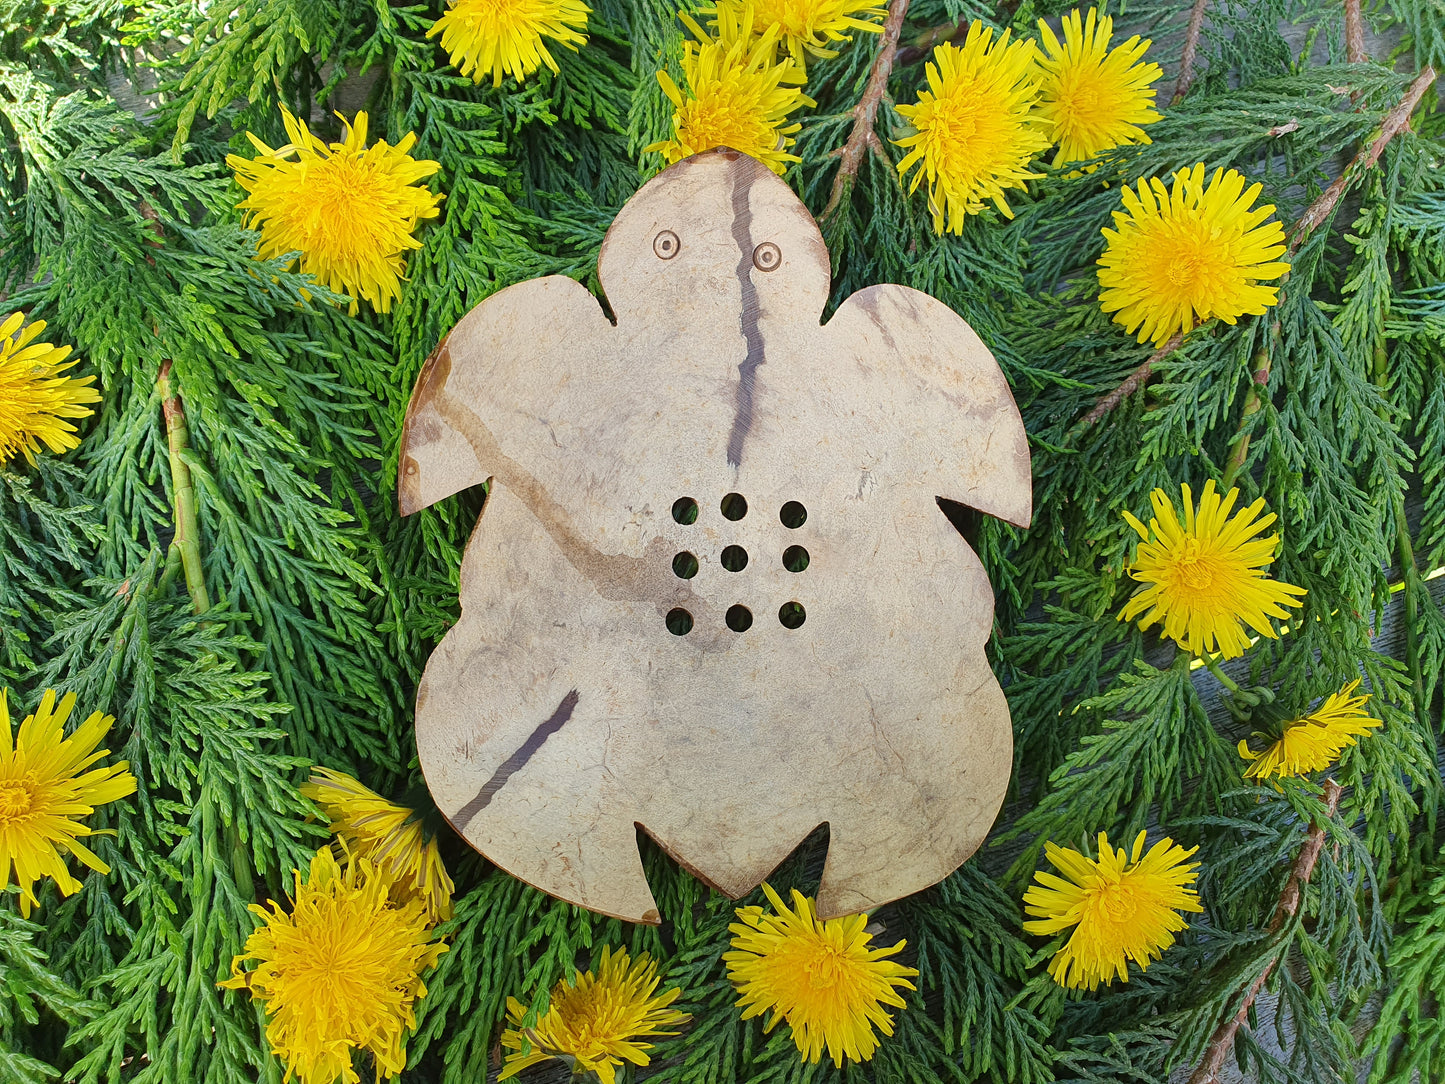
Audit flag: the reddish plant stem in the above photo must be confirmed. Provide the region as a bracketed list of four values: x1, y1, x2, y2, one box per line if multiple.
[1292, 65, 1436, 243]
[1217, 64, 1435, 475]
[1186, 779, 1343, 1084]
[1172, 0, 1211, 104]
[1077, 332, 1183, 430]
[821, 0, 910, 222]
[1344, 0, 1366, 65]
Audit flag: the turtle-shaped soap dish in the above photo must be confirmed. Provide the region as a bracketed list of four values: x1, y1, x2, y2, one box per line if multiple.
[399, 149, 1031, 924]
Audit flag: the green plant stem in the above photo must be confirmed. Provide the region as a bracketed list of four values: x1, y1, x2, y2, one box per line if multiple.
[894, 15, 964, 67]
[1202, 653, 1242, 694]
[157, 359, 211, 616]
[1221, 346, 1274, 491]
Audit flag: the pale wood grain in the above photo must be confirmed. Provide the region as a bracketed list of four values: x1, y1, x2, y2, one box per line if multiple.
[399, 149, 1032, 923]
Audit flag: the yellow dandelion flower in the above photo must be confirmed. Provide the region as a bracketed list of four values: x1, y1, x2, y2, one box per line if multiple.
[1098, 163, 1291, 346]
[498, 946, 689, 1084]
[428, 0, 589, 88]
[894, 24, 1053, 232]
[1034, 8, 1162, 168]
[219, 848, 446, 1084]
[1119, 480, 1307, 660]
[227, 106, 442, 316]
[705, 0, 885, 72]
[1023, 830, 1202, 990]
[0, 690, 136, 918]
[647, 10, 814, 175]
[300, 767, 455, 922]
[1239, 679, 1382, 780]
[0, 312, 100, 468]
[723, 883, 918, 1067]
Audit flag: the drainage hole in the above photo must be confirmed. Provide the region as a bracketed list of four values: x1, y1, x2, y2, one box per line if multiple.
[720, 545, 749, 572]
[725, 604, 753, 632]
[780, 501, 807, 528]
[783, 545, 809, 572]
[721, 492, 748, 521]
[666, 608, 694, 635]
[672, 497, 699, 525]
[778, 602, 806, 629]
[672, 552, 699, 579]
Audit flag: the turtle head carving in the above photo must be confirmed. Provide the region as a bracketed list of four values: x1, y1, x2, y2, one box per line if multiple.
[598, 150, 831, 327]
[398, 149, 1031, 924]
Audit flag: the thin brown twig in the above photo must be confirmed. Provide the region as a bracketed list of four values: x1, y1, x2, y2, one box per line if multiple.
[821, 0, 910, 222]
[1172, 0, 1211, 104]
[1076, 332, 1183, 430]
[1291, 65, 1436, 246]
[1080, 66, 1437, 434]
[1216, 64, 1434, 477]
[1344, 0, 1367, 65]
[1186, 780, 1343, 1084]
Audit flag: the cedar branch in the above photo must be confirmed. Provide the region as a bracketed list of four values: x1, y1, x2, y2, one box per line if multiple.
[1290, 65, 1436, 246]
[821, 0, 910, 223]
[1220, 347, 1273, 490]
[1172, 0, 1211, 104]
[1217, 64, 1435, 475]
[1186, 779, 1343, 1084]
[1373, 339, 1427, 718]
[1082, 66, 1436, 432]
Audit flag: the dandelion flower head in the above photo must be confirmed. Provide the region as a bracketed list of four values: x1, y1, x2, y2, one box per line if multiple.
[1034, 8, 1162, 168]
[647, 9, 814, 175]
[1023, 830, 1202, 990]
[1098, 163, 1290, 346]
[1119, 480, 1307, 659]
[724, 883, 918, 1067]
[428, 0, 589, 88]
[1239, 679, 1382, 780]
[704, 0, 885, 72]
[0, 313, 100, 468]
[0, 689, 136, 917]
[228, 106, 442, 315]
[220, 848, 446, 1084]
[894, 23, 1053, 232]
[498, 946, 689, 1084]
[300, 767, 455, 922]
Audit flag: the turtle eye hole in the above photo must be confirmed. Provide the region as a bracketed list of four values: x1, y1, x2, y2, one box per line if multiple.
[654, 230, 680, 260]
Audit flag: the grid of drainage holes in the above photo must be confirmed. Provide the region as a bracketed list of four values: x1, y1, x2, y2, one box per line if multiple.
[665, 494, 808, 636]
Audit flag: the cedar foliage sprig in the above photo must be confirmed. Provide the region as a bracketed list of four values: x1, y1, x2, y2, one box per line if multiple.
[0, 0, 1442, 1080]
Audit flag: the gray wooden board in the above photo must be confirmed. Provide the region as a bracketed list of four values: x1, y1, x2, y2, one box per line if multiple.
[399, 148, 1031, 923]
